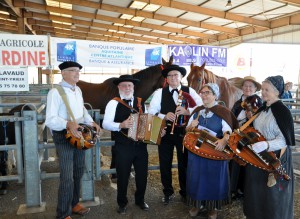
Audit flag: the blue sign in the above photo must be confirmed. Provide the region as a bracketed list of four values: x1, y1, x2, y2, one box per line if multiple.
[57, 41, 77, 62]
[145, 47, 162, 66]
[168, 45, 227, 67]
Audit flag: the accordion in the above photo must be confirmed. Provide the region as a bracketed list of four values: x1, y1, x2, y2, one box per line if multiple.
[128, 113, 165, 145]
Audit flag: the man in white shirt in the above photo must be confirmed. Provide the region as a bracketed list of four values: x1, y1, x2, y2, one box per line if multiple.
[45, 61, 101, 219]
[148, 64, 202, 205]
[102, 75, 149, 214]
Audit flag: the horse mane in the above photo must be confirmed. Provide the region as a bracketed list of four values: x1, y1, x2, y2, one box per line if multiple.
[204, 69, 217, 83]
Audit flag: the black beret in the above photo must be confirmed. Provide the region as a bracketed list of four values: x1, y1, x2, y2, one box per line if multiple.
[161, 65, 186, 78]
[113, 74, 140, 85]
[59, 61, 82, 71]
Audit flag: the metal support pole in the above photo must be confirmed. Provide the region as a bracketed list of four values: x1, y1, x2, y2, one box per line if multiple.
[14, 112, 24, 183]
[17, 110, 46, 214]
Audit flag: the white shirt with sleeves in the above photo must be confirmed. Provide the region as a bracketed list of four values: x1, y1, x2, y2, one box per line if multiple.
[148, 85, 203, 120]
[102, 96, 147, 132]
[45, 86, 93, 131]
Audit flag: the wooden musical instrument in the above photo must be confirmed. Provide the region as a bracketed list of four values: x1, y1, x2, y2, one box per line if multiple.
[171, 90, 184, 134]
[128, 113, 166, 145]
[228, 126, 290, 181]
[66, 123, 98, 150]
[183, 129, 236, 160]
[241, 95, 262, 113]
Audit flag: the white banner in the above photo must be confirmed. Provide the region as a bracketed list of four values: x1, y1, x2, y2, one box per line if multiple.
[0, 67, 29, 91]
[50, 37, 167, 68]
[0, 34, 48, 67]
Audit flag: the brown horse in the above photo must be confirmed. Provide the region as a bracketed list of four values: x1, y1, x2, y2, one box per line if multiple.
[187, 62, 242, 109]
[77, 57, 174, 113]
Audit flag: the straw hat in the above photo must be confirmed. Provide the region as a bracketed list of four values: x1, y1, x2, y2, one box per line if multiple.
[236, 76, 261, 91]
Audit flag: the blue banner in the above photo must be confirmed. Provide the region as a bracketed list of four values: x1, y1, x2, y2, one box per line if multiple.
[168, 45, 227, 67]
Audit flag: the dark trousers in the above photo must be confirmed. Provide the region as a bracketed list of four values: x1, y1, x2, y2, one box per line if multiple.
[0, 151, 8, 189]
[230, 160, 245, 194]
[53, 131, 85, 219]
[158, 130, 187, 197]
[115, 141, 148, 207]
[110, 145, 117, 179]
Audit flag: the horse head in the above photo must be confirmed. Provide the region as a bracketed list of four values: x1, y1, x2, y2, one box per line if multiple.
[188, 62, 216, 93]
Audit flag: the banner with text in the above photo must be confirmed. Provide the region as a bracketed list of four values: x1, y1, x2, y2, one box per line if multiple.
[50, 37, 167, 68]
[0, 67, 29, 91]
[168, 45, 227, 67]
[0, 34, 48, 67]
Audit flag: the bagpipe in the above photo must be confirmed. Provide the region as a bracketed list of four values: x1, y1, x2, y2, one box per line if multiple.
[228, 122, 290, 181]
[66, 123, 98, 150]
[170, 90, 196, 134]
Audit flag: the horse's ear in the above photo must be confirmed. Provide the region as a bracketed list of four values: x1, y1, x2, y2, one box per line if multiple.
[190, 62, 194, 68]
[169, 55, 173, 64]
[162, 57, 166, 65]
[200, 61, 206, 70]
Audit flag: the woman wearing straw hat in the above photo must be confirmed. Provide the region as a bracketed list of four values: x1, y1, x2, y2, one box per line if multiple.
[230, 76, 263, 200]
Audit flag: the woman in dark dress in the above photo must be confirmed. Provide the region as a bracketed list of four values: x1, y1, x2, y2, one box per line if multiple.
[243, 75, 294, 219]
[230, 76, 262, 200]
[185, 83, 238, 219]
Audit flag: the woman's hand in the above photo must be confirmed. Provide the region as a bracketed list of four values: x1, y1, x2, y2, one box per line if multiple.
[214, 138, 227, 151]
[186, 119, 199, 132]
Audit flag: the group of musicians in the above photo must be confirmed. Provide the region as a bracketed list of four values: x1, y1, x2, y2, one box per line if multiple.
[45, 61, 295, 219]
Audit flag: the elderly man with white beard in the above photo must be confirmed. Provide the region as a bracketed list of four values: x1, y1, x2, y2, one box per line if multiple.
[103, 75, 149, 215]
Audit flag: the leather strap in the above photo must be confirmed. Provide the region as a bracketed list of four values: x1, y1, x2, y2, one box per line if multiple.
[239, 113, 259, 132]
[113, 97, 141, 113]
[55, 85, 76, 122]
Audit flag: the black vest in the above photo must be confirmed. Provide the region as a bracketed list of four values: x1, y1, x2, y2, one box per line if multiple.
[161, 86, 189, 134]
[161, 85, 190, 114]
[112, 97, 145, 143]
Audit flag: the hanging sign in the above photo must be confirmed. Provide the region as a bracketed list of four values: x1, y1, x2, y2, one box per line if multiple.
[50, 37, 167, 68]
[0, 67, 29, 91]
[0, 34, 48, 67]
[168, 45, 227, 67]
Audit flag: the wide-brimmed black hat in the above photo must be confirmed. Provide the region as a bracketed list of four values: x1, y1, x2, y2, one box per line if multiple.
[161, 65, 186, 78]
[59, 61, 82, 70]
[113, 74, 140, 85]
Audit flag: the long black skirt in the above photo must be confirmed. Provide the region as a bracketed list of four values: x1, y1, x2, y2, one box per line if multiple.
[243, 147, 294, 219]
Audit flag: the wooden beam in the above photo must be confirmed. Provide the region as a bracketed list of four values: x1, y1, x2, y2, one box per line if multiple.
[14, 0, 215, 40]
[277, 0, 300, 6]
[137, 0, 270, 28]
[4, 0, 35, 34]
[57, 0, 239, 35]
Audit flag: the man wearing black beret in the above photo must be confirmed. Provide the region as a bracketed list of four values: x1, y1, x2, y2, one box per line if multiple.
[148, 64, 202, 205]
[45, 61, 101, 219]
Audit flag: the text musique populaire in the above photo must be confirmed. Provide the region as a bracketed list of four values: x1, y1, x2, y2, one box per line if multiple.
[0, 39, 46, 66]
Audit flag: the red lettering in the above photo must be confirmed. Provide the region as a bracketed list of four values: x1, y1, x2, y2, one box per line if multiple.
[237, 57, 245, 66]
[1, 50, 47, 66]
[1, 51, 11, 65]
[11, 51, 21, 65]
[39, 51, 46, 65]
[27, 51, 38, 65]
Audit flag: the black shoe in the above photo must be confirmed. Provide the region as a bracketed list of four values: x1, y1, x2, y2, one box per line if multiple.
[117, 206, 127, 214]
[135, 202, 149, 211]
[162, 194, 175, 205]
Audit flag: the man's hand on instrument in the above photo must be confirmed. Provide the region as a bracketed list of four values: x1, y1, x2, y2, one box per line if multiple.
[67, 121, 83, 139]
[175, 106, 190, 116]
[165, 112, 176, 122]
[92, 122, 102, 136]
[214, 138, 227, 151]
[119, 116, 133, 129]
[251, 141, 268, 153]
[160, 127, 167, 137]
